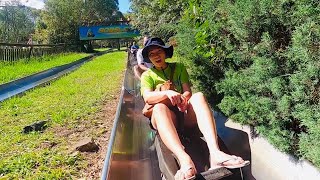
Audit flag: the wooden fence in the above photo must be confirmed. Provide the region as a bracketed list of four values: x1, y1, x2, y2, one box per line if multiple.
[0, 43, 76, 62]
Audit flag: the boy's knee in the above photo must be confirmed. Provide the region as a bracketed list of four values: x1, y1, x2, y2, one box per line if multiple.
[153, 103, 167, 112]
[190, 92, 207, 104]
[193, 92, 205, 99]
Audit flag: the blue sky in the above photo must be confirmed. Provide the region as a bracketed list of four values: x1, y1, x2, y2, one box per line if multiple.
[119, 0, 131, 13]
[1, 0, 45, 9]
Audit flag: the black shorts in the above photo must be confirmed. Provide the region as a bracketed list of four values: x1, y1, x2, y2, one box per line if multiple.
[148, 106, 182, 130]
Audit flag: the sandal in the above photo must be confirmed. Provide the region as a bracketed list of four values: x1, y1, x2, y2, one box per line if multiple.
[215, 155, 250, 169]
[174, 164, 196, 180]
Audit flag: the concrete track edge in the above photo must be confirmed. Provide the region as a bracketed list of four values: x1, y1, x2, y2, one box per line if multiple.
[224, 119, 320, 180]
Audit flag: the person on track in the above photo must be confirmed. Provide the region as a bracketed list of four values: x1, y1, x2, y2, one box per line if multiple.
[140, 37, 250, 180]
[134, 36, 153, 79]
[130, 41, 139, 54]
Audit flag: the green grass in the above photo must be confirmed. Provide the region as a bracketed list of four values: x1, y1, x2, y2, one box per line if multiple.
[0, 51, 126, 179]
[95, 47, 127, 52]
[94, 48, 110, 52]
[0, 53, 89, 85]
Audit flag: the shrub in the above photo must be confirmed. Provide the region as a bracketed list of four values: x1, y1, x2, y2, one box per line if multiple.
[176, 0, 320, 167]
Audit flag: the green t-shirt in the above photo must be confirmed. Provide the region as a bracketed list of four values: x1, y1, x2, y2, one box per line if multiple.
[140, 62, 189, 95]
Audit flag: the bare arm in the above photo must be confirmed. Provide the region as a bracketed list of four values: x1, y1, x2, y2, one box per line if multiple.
[143, 89, 183, 106]
[176, 83, 192, 112]
[138, 64, 149, 71]
[181, 83, 192, 101]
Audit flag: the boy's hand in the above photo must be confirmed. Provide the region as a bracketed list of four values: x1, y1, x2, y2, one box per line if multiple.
[177, 95, 188, 112]
[166, 90, 182, 106]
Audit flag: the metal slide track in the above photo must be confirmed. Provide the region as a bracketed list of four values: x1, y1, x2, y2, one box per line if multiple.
[0, 50, 111, 102]
[101, 67, 162, 180]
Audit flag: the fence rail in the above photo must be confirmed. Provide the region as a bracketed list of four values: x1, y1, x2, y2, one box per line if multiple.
[0, 43, 76, 62]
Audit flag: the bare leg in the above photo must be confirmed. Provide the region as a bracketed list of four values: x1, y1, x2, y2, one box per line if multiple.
[186, 92, 246, 169]
[151, 103, 196, 179]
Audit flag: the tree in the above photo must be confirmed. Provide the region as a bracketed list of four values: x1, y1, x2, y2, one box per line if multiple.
[0, 1, 35, 43]
[130, 0, 187, 40]
[34, 0, 120, 44]
[81, 0, 120, 23]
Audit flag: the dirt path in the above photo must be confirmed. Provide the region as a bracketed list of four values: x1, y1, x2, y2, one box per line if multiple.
[80, 95, 120, 179]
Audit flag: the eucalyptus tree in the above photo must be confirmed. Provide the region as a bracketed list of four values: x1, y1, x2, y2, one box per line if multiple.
[130, 0, 187, 40]
[0, 2, 35, 43]
[38, 0, 83, 44]
[81, 0, 121, 23]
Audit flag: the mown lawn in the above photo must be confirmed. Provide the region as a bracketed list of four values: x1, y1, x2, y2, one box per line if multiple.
[0, 53, 89, 85]
[0, 51, 126, 179]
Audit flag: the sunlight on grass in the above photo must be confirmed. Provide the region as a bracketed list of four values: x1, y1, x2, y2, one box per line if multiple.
[0, 51, 126, 179]
[0, 53, 89, 85]
[94, 48, 110, 51]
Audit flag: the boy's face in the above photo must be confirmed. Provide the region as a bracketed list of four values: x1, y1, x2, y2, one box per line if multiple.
[148, 46, 166, 67]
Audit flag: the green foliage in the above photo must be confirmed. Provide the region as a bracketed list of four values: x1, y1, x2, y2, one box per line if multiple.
[175, 0, 320, 167]
[130, 0, 188, 40]
[36, 0, 83, 44]
[0, 4, 35, 43]
[175, 0, 227, 107]
[81, 0, 120, 22]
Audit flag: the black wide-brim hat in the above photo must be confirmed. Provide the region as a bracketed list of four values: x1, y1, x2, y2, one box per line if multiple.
[142, 37, 174, 63]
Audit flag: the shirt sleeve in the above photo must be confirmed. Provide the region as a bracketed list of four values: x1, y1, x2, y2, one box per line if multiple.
[140, 71, 154, 95]
[179, 63, 190, 84]
[136, 49, 144, 65]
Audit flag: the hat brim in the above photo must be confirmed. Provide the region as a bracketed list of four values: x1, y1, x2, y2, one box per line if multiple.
[142, 45, 173, 63]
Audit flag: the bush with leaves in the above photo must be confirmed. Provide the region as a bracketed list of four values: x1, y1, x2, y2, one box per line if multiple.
[130, 0, 187, 41]
[176, 0, 320, 167]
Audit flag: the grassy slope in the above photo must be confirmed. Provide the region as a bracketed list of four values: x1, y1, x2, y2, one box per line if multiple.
[0, 53, 89, 85]
[0, 51, 126, 179]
